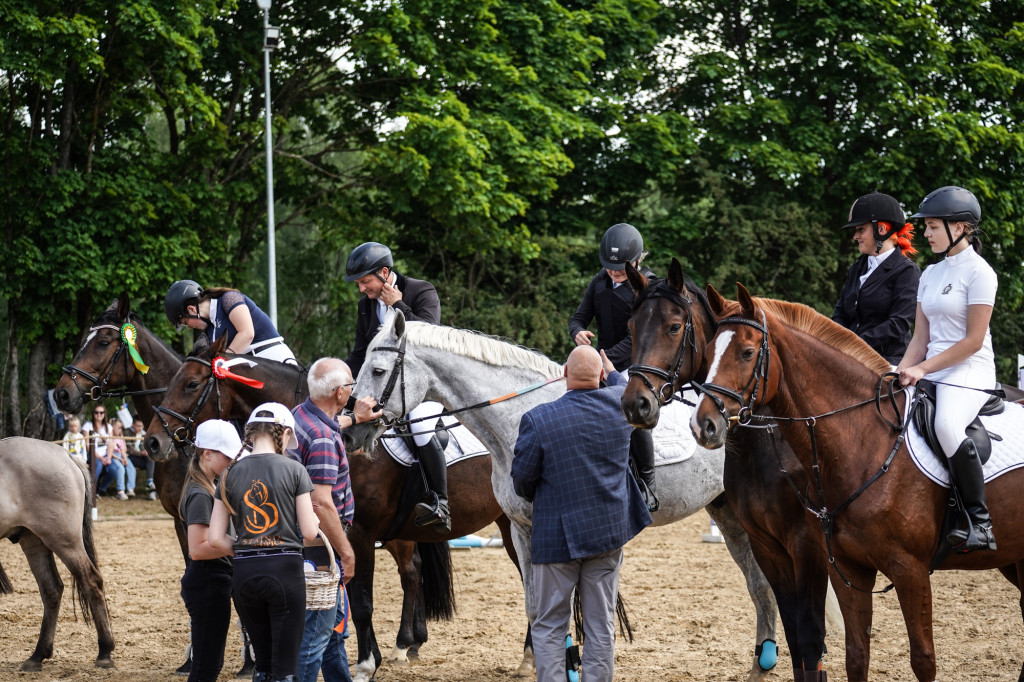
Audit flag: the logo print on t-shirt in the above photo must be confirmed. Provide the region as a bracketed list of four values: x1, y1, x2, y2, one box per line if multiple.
[942, 284, 952, 295]
[243, 479, 280, 534]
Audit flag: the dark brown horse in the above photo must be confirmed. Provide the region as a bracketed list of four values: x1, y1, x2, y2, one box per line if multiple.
[0, 438, 115, 671]
[53, 294, 190, 560]
[143, 337, 529, 682]
[620, 259, 834, 682]
[690, 283, 1024, 681]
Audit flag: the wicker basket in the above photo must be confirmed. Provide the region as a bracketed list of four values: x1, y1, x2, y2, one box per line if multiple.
[305, 529, 340, 611]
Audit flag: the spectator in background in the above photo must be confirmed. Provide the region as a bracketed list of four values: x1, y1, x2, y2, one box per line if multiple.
[107, 418, 134, 498]
[127, 417, 157, 500]
[82, 406, 124, 499]
[62, 416, 88, 465]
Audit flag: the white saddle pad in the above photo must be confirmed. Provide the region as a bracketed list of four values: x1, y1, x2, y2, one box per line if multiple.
[381, 415, 489, 468]
[652, 400, 697, 466]
[905, 389, 1024, 487]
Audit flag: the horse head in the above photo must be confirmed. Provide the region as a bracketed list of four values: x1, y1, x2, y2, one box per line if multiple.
[144, 335, 236, 461]
[621, 258, 716, 429]
[55, 293, 137, 414]
[343, 308, 429, 456]
[690, 283, 780, 449]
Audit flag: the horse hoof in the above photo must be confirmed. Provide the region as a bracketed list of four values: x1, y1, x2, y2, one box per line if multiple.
[95, 657, 116, 669]
[386, 646, 410, 666]
[20, 659, 42, 672]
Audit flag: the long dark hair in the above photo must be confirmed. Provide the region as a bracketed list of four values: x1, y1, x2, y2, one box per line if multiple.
[179, 449, 216, 516]
[217, 421, 289, 516]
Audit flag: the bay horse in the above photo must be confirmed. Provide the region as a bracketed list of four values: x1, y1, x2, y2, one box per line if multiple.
[690, 282, 1024, 681]
[53, 294, 190, 560]
[142, 336, 530, 682]
[620, 259, 839, 682]
[343, 309, 783, 682]
[0, 438, 115, 670]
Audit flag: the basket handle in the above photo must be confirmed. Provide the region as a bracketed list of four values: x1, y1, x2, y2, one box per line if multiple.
[318, 528, 340, 580]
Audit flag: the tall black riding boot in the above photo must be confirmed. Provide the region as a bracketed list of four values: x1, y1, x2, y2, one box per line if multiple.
[631, 428, 659, 512]
[414, 435, 451, 534]
[947, 438, 996, 552]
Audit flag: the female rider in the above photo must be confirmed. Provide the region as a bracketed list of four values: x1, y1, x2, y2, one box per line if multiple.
[897, 186, 998, 553]
[164, 280, 296, 364]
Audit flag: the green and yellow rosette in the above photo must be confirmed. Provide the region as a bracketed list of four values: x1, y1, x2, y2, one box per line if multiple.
[120, 323, 150, 374]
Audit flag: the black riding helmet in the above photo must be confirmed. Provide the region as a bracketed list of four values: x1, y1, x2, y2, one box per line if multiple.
[599, 223, 644, 270]
[910, 186, 981, 255]
[840, 192, 905, 254]
[164, 280, 203, 328]
[344, 242, 394, 282]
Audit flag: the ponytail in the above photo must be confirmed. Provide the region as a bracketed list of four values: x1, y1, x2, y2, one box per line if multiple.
[890, 221, 917, 257]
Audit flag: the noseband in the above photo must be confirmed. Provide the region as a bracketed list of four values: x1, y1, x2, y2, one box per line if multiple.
[152, 356, 222, 452]
[627, 280, 703, 406]
[691, 312, 771, 426]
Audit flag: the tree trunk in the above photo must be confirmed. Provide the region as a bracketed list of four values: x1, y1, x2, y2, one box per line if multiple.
[7, 307, 20, 437]
[23, 335, 51, 440]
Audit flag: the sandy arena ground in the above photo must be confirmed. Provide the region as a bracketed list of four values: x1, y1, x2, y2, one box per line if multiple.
[1, 496, 1021, 681]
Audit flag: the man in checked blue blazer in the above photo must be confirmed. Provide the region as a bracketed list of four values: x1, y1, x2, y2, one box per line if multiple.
[512, 346, 652, 682]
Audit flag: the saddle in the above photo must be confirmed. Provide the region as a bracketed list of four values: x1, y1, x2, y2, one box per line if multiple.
[910, 379, 1004, 466]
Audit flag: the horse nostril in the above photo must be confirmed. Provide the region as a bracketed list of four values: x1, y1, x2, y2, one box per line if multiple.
[702, 418, 716, 441]
[144, 435, 160, 457]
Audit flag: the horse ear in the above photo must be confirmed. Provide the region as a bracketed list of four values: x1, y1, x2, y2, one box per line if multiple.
[667, 258, 685, 293]
[736, 283, 757, 318]
[393, 308, 406, 340]
[117, 292, 131, 320]
[625, 262, 647, 294]
[210, 334, 229, 354]
[706, 284, 727, 316]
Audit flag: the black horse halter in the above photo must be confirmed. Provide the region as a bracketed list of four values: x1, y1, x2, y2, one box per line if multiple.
[691, 312, 772, 426]
[627, 280, 706, 406]
[370, 335, 408, 431]
[152, 356, 222, 451]
[62, 322, 164, 402]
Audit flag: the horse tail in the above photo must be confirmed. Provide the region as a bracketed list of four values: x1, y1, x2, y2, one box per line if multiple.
[824, 578, 846, 641]
[416, 541, 456, 621]
[74, 458, 98, 624]
[571, 589, 634, 646]
[0, 560, 13, 595]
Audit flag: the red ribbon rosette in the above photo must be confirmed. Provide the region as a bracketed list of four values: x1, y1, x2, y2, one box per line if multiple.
[212, 356, 265, 389]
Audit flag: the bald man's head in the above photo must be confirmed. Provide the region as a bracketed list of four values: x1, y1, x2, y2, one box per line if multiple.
[565, 346, 604, 389]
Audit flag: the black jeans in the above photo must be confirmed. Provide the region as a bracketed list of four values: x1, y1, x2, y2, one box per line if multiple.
[180, 560, 233, 682]
[233, 552, 306, 680]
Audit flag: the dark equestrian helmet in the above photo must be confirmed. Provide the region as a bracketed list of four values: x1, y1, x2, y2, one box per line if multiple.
[910, 186, 981, 225]
[841, 192, 905, 230]
[599, 223, 644, 270]
[344, 242, 394, 282]
[164, 279, 203, 326]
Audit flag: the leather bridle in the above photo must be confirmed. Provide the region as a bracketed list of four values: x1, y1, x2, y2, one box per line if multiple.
[62, 322, 165, 403]
[152, 356, 222, 452]
[691, 312, 772, 426]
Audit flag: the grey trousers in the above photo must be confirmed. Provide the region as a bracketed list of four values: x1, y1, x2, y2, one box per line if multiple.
[532, 548, 623, 682]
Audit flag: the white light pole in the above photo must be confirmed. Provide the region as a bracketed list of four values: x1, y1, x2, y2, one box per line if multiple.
[257, 0, 280, 327]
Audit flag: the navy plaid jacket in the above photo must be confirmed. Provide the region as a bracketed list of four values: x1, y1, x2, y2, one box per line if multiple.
[511, 372, 652, 564]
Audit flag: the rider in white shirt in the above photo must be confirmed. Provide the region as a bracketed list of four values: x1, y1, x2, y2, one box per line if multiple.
[897, 186, 997, 553]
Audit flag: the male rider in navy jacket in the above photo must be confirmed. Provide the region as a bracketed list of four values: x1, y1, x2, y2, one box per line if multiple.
[511, 346, 652, 682]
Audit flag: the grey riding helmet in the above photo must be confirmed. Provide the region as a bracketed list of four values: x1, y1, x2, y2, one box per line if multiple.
[599, 223, 644, 270]
[164, 280, 203, 327]
[910, 186, 981, 254]
[345, 242, 394, 282]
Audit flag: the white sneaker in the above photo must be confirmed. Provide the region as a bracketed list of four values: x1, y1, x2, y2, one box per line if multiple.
[116, 491, 128, 501]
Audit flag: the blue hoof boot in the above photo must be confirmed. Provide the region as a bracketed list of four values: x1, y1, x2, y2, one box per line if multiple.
[756, 639, 778, 671]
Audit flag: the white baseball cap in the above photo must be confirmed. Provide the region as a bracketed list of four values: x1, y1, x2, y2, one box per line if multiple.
[194, 419, 243, 460]
[247, 402, 299, 449]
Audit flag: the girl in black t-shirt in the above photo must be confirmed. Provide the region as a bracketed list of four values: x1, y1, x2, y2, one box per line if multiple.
[208, 403, 319, 682]
[178, 419, 242, 682]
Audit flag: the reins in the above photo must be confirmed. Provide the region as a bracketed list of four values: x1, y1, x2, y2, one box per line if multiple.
[153, 356, 222, 451]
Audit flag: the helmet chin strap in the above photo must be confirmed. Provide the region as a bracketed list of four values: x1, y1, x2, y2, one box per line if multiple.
[940, 219, 969, 256]
[872, 220, 889, 255]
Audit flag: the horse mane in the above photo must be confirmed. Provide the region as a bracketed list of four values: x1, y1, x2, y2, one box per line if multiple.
[754, 298, 891, 375]
[404, 323, 563, 379]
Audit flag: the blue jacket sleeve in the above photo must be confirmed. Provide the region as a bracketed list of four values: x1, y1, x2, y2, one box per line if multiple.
[511, 412, 542, 502]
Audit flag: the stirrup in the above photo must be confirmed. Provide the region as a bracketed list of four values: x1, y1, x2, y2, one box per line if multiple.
[415, 495, 451, 533]
[949, 524, 997, 553]
[638, 478, 660, 513]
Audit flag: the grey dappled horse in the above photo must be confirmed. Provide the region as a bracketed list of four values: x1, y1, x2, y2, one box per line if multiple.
[343, 310, 779, 681]
[0, 438, 115, 671]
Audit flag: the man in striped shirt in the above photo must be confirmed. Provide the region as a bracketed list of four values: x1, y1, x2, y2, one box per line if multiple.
[290, 357, 380, 682]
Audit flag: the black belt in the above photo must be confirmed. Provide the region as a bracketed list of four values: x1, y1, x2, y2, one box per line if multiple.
[247, 339, 284, 354]
[234, 547, 301, 558]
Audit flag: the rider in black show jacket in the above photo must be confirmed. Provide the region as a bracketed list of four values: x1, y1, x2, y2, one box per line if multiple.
[345, 271, 440, 378]
[831, 191, 921, 366]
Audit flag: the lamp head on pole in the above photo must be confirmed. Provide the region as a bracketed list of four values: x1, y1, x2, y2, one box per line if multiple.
[256, 0, 271, 9]
[264, 26, 281, 50]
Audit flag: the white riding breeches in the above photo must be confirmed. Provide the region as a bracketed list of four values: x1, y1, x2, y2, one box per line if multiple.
[249, 336, 297, 364]
[928, 356, 996, 457]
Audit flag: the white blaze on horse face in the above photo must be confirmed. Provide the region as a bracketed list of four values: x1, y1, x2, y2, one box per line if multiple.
[690, 330, 735, 432]
[82, 329, 97, 350]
